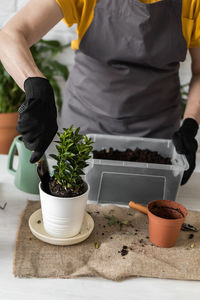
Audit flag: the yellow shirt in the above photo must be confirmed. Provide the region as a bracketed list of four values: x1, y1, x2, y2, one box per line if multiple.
[56, 0, 200, 50]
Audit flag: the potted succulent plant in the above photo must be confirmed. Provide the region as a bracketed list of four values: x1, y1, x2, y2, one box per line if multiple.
[129, 200, 188, 248]
[39, 125, 93, 238]
[0, 38, 70, 153]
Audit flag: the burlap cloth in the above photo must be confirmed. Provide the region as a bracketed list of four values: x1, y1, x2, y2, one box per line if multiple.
[13, 201, 200, 281]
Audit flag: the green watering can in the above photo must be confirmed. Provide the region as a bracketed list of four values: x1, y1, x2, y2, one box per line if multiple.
[7, 135, 45, 194]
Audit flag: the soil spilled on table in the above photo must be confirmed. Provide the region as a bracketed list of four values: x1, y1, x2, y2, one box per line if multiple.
[93, 147, 171, 165]
[118, 245, 129, 256]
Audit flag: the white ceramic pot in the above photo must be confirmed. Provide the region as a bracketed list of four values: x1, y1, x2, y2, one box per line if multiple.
[39, 182, 89, 238]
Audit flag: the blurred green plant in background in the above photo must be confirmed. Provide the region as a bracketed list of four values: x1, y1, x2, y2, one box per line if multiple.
[0, 39, 70, 114]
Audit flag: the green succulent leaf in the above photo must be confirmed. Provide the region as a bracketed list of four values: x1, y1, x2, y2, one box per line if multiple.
[50, 126, 93, 191]
[49, 154, 59, 161]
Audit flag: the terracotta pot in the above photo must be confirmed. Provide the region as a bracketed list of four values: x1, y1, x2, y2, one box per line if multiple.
[0, 112, 19, 154]
[147, 200, 187, 248]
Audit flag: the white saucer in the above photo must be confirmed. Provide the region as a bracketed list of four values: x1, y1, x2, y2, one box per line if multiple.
[29, 209, 94, 246]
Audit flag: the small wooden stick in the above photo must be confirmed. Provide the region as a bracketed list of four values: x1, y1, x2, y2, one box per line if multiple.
[37, 158, 42, 164]
[129, 201, 148, 215]
[37, 159, 50, 194]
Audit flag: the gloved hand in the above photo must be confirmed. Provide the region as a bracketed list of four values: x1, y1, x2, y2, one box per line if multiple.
[172, 118, 199, 185]
[16, 77, 58, 163]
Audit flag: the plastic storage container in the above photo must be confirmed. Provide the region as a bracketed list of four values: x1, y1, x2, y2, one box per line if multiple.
[86, 134, 189, 205]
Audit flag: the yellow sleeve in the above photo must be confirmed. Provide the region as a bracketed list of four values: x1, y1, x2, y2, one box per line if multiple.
[55, 0, 97, 50]
[189, 0, 200, 48]
[182, 0, 200, 48]
[55, 0, 78, 27]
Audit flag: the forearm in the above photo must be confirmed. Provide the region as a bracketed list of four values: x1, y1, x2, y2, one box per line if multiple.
[0, 0, 63, 91]
[0, 29, 45, 91]
[184, 74, 200, 124]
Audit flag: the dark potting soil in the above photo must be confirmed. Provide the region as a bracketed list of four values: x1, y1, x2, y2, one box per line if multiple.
[150, 206, 184, 219]
[120, 245, 129, 256]
[48, 177, 87, 198]
[93, 147, 171, 165]
[188, 234, 194, 239]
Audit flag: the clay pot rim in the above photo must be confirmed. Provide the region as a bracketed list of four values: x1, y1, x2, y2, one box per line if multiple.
[147, 199, 187, 222]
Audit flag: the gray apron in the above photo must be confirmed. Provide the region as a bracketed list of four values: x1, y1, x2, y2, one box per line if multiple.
[60, 0, 187, 138]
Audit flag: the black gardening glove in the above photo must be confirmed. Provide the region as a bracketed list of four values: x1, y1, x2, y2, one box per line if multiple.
[17, 77, 58, 163]
[172, 118, 199, 185]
